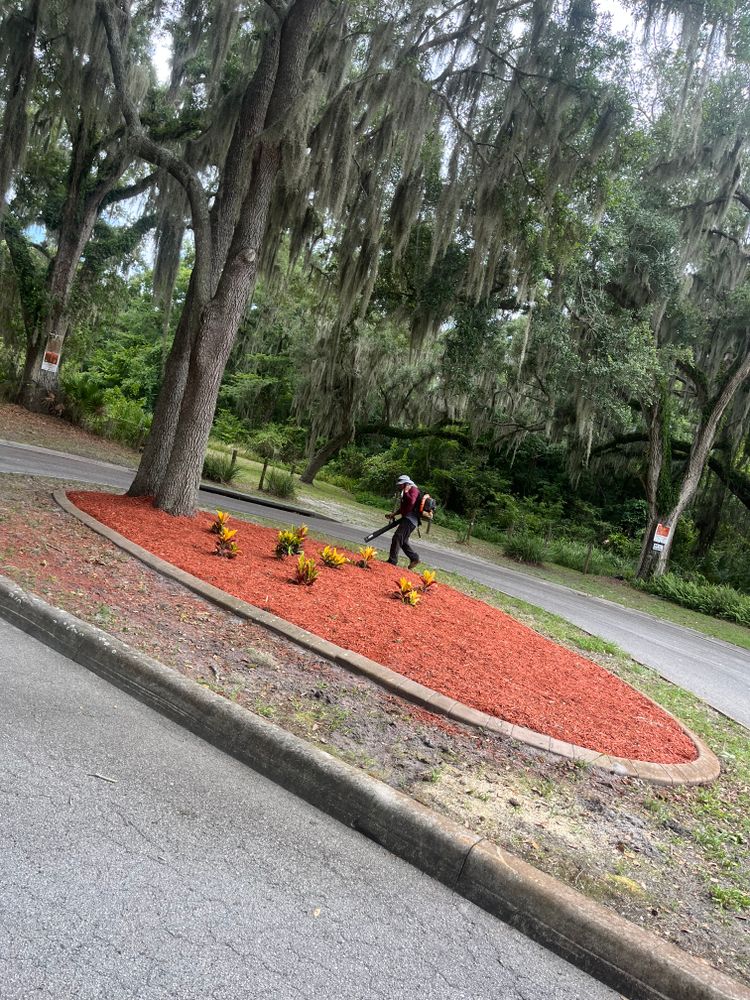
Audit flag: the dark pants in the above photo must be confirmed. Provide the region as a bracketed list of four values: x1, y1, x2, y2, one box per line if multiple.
[388, 519, 419, 565]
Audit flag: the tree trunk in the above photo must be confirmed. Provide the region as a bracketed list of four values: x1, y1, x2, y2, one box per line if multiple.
[15, 117, 129, 410]
[128, 276, 200, 497]
[636, 397, 667, 579]
[258, 457, 270, 491]
[637, 353, 750, 579]
[18, 225, 84, 410]
[299, 429, 352, 484]
[154, 142, 281, 514]
[103, 0, 325, 516]
[695, 476, 726, 558]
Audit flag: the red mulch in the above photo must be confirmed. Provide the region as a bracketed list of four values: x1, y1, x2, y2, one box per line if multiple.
[68, 491, 698, 764]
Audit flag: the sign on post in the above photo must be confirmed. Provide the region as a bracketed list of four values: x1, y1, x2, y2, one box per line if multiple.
[651, 522, 672, 552]
[40, 336, 63, 373]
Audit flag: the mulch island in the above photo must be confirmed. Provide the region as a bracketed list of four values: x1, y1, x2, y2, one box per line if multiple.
[69, 491, 697, 765]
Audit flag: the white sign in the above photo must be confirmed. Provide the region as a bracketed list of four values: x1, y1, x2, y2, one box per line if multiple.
[40, 337, 62, 373]
[651, 522, 673, 552]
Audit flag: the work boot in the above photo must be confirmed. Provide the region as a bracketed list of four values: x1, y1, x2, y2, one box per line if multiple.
[386, 559, 398, 565]
[408, 559, 419, 570]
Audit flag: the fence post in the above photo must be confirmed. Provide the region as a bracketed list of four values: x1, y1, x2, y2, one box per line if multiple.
[583, 541, 594, 575]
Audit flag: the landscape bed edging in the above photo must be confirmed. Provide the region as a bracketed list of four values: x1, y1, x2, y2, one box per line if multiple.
[0, 573, 746, 1000]
[54, 489, 720, 786]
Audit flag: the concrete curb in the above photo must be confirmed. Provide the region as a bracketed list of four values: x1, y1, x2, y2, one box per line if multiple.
[198, 480, 336, 522]
[0, 573, 747, 1000]
[54, 489, 720, 787]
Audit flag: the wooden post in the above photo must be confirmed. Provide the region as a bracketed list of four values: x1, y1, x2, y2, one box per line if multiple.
[583, 541, 594, 574]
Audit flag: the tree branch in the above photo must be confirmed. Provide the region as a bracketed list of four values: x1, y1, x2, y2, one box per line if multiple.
[102, 171, 159, 208]
[96, 0, 211, 303]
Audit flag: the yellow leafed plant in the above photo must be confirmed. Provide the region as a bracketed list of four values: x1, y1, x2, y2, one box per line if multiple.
[395, 577, 420, 604]
[420, 570, 437, 591]
[210, 509, 231, 534]
[356, 546, 377, 568]
[275, 525, 307, 557]
[321, 545, 347, 568]
[215, 525, 240, 558]
[295, 554, 319, 585]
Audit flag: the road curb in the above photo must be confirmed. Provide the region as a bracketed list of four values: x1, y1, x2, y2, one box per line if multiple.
[54, 489, 720, 787]
[0, 573, 747, 1000]
[198, 480, 336, 521]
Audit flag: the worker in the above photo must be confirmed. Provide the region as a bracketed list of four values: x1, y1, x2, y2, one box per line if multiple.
[386, 474, 420, 570]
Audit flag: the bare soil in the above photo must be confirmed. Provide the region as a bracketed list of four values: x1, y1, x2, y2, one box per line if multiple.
[1, 473, 748, 984]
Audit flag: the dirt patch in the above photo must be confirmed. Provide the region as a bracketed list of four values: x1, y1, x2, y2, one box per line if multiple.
[0, 474, 748, 985]
[0, 402, 138, 466]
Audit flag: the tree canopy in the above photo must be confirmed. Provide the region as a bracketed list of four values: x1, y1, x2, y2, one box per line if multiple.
[0, 0, 749, 581]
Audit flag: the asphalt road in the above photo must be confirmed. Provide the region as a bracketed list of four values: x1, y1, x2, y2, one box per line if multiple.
[0, 618, 621, 1000]
[2, 438, 749, 731]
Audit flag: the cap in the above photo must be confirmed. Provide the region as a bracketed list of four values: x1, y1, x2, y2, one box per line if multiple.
[395, 475, 413, 486]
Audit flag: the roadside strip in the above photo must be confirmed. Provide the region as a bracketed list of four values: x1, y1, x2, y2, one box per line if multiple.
[0, 572, 747, 1000]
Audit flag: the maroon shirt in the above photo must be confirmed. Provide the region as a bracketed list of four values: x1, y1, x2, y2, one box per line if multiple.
[399, 485, 419, 524]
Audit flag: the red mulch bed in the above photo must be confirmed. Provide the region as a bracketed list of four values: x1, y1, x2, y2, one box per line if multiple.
[69, 491, 698, 764]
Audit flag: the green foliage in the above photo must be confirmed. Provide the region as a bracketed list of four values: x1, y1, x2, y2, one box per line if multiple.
[211, 410, 248, 444]
[547, 539, 632, 577]
[637, 574, 750, 627]
[82, 388, 150, 448]
[265, 468, 297, 499]
[202, 452, 240, 484]
[358, 445, 410, 494]
[503, 533, 546, 565]
[0, 351, 21, 401]
[60, 370, 106, 420]
[251, 426, 295, 491]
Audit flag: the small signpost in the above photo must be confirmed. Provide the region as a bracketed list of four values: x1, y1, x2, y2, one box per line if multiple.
[40, 336, 63, 373]
[651, 522, 673, 552]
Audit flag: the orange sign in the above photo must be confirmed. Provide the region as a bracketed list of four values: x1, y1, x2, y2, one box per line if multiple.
[652, 522, 672, 552]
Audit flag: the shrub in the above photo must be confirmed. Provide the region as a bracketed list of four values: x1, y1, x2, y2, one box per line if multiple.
[637, 573, 750, 627]
[265, 468, 297, 499]
[215, 527, 240, 559]
[547, 538, 631, 577]
[211, 409, 248, 444]
[295, 554, 318, 585]
[420, 569, 437, 592]
[503, 533, 546, 565]
[359, 447, 409, 494]
[202, 451, 240, 484]
[81, 387, 151, 448]
[210, 510, 231, 534]
[356, 546, 377, 568]
[395, 577, 420, 605]
[275, 524, 307, 557]
[320, 545, 348, 568]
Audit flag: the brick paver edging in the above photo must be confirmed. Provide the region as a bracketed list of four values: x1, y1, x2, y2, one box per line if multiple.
[0, 572, 747, 1000]
[54, 490, 720, 787]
